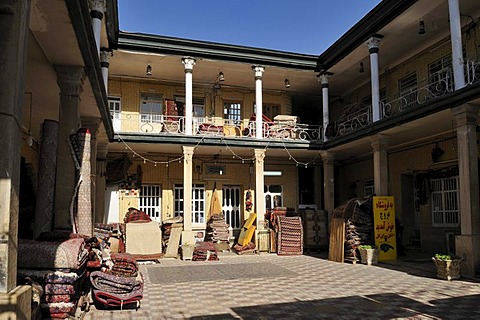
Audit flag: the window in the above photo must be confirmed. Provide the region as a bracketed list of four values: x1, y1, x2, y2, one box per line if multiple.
[174, 184, 206, 224]
[431, 176, 459, 227]
[108, 97, 121, 131]
[428, 55, 453, 95]
[222, 186, 242, 229]
[140, 93, 163, 123]
[224, 102, 242, 125]
[264, 185, 283, 210]
[254, 103, 280, 121]
[139, 185, 161, 222]
[399, 73, 417, 108]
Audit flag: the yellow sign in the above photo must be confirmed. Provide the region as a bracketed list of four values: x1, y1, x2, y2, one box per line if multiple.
[373, 196, 397, 261]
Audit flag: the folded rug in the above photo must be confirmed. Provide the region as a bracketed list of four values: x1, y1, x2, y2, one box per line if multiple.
[90, 271, 143, 294]
[104, 253, 138, 277]
[93, 289, 143, 308]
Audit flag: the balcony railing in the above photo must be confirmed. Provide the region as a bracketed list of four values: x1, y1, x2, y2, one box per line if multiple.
[111, 113, 323, 141]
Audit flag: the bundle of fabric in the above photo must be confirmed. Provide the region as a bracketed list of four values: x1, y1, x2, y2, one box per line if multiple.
[276, 216, 303, 255]
[343, 197, 373, 261]
[192, 241, 219, 261]
[205, 213, 230, 245]
[90, 271, 143, 308]
[124, 207, 152, 223]
[233, 242, 256, 255]
[18, 237, 89, 270]
[103, 253, 138, 277]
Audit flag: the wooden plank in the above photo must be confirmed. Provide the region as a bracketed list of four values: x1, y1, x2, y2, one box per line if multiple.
[165, 227, 182, 258]
[328, 217, 345, 263]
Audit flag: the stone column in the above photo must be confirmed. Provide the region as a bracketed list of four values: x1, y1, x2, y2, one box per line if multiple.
[182, 57, 195, 135]
[371, 134, 389, 196]
[54, 66, 85, 231]
[88, 0, 106, 57]
[81, 117, 101, 231]
[95, 142, 108, 224]
[321, 151, 335, 221]
[0, 0, 31, 294]
[183, 146, 194, 231]
[452, 104, 480, 276]
[253, 66, 265, 139]
[318, 72, 333, 141]
[100, 48, 111, 94]
[366, 34, 384, 122]
[448, 0, 466, 90]
[254, 149, 266, 230]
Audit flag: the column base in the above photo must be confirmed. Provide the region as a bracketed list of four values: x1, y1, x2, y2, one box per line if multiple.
[455, 234, 480, 277]
[0, 285, 32, 320]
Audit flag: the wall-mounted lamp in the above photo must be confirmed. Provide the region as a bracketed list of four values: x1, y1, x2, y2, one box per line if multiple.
[284, 79, 291, 88]
[358, 62, 365, 73]
[146, 64, 152, 76]
[418, 20, 426, 35]
[218, 71, 225, 82]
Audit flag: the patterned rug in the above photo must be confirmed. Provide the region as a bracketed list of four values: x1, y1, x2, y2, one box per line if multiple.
[277, 216, 303, 255]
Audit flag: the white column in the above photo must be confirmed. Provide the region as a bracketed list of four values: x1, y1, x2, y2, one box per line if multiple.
[448, 0, 466, 90]
[182, 57, 196, 136]
[318, 72, 332, 141]
[100, 49, 111, 94]
[253, 66, 265, 139]
[366, 34, 383, 122]
[183, 146, 195, 231]
[88, 0, 106, 57]
[254, 149, 266, 231]
[371, 134, 389, 196]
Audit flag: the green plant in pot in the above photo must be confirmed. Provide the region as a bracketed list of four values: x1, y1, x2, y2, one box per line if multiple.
[432, 253, 461, 280]
[357, 245, 379, 265]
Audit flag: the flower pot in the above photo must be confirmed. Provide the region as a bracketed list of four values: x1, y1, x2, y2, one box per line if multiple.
[358, 248, 379, 265]
[432, 258, 461, 280]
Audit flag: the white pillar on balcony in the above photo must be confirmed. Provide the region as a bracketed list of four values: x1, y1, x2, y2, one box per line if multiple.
[371, 134, 389, 196]
[183, 146, 195, 231]
[318, 72, 333, 141]
[182, 57, 196, 135]
[448, 0, 466, 90]
[366, 34, 383, 122]
[253, 66, 265, 139]
[88, 0, 106, 57]
[100, 49, 111, 94]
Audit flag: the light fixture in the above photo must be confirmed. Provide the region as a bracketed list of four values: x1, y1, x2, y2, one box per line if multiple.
[146, 64, 152, 76]
[418, 20, 426, 34]
[264, 170, 282, 177]
[218, 71, 225, 82]
[284, 79, 291, 88]
[358, 62, 365, 73]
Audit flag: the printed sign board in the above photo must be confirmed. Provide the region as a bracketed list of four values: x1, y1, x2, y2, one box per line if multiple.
[373, 196, 397, 261]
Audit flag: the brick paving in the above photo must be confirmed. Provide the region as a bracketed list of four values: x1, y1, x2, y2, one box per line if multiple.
[84, 253, 480, 319]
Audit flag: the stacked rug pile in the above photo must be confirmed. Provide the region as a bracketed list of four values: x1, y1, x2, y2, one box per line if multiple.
[204, 213, 230, 250]
[192, 241, 219, 261]
[17, 237, 90, 319]
[91, 252, 143, 309]
[276, 216, 303, 255]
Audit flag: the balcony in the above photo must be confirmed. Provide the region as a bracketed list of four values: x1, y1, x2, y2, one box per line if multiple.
[111, 113, 324, 141]
[328, 57, 480, 138]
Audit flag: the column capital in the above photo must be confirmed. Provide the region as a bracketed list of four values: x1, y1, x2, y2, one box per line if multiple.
[97, 141, 109, 159]
[55, 66, 86, 97]
[370, 134, 389, 151]
[252, 65, 265, 79]
[320, 151, 335, 165]
[451, 104, 480, 127]
[89, 0, 106, 18]
[182, 57, 196, 72]
[100, 49, 112, 68]
[183, 145, 195, 158]
[317, 72, 333, 85]
[254, 149, 265, 162]
[366, 34, 384, 53]
[81, 117, 102, 137]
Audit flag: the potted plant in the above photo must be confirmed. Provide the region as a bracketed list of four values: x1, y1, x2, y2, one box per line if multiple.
[357, 245, 379, 265]
[432, 253, 461, 280]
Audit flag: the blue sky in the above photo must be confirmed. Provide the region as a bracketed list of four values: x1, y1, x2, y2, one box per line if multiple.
[118, 0, 382, 55]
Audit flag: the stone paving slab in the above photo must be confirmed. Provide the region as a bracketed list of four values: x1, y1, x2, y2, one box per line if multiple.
[84, 254, 480, 320]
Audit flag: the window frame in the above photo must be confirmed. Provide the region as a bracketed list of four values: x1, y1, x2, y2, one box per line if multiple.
[431, 176, 460, 227]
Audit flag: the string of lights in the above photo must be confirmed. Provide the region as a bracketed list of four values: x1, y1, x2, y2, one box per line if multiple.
[116, 133, 321, 167]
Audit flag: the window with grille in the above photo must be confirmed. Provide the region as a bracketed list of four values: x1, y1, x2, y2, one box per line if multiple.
[139, 185, 161, 222]
[224, 102, 241, 125]
[428, 55, 453, 94]
[431, 176, 459, 227]
[264, 185, 283, 210]
[108, 97, 121, 118]
[174, 184, 205, 224]
[399, 73, 417, 108]
[222, 186, 241, 229]
[140, 93, 163, 123]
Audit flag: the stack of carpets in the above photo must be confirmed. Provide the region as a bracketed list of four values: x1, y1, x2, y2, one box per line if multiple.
[91, 252, 143, 309]
[192, 241, 219, 261]
[17, 237, 89, 319]
[343, 197, 373, 261]
[205, 213, 230, 249]
[276, 216, 303, 255]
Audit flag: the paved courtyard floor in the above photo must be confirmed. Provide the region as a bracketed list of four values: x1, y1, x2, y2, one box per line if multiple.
[84, 253, 480, 319]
